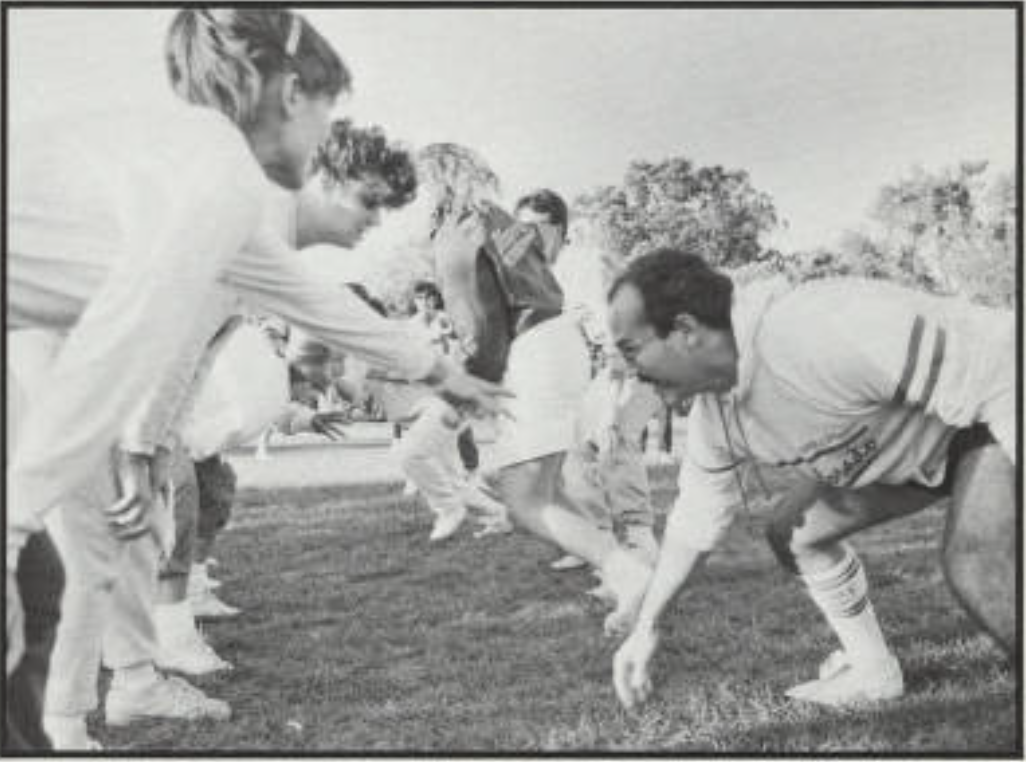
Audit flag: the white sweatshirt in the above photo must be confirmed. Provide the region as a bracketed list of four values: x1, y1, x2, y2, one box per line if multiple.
[673, 277, 1016, 552]
[7, 103, 437, 556]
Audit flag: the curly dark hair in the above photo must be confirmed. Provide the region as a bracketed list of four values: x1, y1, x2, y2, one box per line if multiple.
[515, 189, 569, 236]
[313, 119, 418, 209]
[610, 248, 734, 337]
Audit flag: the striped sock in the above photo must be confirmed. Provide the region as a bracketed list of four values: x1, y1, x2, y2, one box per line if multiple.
[801, 545, 891, 667]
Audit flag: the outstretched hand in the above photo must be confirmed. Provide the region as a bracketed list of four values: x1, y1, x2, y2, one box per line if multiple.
[612, 626, 660, 711]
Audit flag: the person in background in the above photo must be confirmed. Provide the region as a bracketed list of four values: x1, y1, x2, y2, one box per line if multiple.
[543, 216, 662, 579]
[424, 152, 653, 634]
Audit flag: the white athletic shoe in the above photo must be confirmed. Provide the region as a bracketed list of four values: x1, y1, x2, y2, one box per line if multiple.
[190, 589, 241, 620]
[601, 547, 654, 637]
[550, 554, 588, 571]
[157, 629, 233, 677]
[43, 715, 102, 750]
[785, 652, 904, 707]
[429, 505, 468, 542]
[105, 674, 231, 726]
[817, 649, 849, 680]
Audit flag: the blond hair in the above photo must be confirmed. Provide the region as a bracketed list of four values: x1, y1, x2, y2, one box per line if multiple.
[165, 8, 350, 125]
[416, 143, 501, 233]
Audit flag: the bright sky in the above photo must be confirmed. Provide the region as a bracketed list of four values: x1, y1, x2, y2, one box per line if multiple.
[8, 7, 1016, 251]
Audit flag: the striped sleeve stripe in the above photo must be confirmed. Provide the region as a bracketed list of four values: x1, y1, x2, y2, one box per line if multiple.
[893, 315, 926, 405]
[915, 326, 947, 409]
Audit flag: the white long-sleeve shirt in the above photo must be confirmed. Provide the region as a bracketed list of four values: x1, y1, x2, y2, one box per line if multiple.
[7, 103, 438, 554]
[673, 277, 1016, 552]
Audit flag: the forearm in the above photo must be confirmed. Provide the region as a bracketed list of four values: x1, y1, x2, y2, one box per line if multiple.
[226, 239, 440, 382]
[633, 514, 709, 632]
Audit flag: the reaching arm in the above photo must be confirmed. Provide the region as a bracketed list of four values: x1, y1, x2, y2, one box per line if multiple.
[224, 228, 511, 418]
[612, 398, 742, 709]
[223, 227, 440, 382]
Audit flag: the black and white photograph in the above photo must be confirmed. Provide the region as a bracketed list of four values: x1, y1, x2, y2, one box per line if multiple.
[3, 3, 1020, 754]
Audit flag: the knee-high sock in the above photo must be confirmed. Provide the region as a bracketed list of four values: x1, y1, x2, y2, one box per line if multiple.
[801, 544, 891, 667]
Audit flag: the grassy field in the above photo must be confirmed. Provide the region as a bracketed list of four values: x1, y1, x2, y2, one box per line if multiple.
[95, 466, 1019, 753]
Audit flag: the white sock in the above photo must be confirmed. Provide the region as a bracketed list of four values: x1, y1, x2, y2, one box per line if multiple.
[155, 600, 197, 645]
[111, 661, 159, 693]
[801, 545, 891, 668]
[43, 712, 87, 737]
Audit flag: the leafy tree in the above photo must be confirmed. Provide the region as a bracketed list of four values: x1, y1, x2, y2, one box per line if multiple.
[870, 162, 1016, 306]
[574, 157, 779, 268]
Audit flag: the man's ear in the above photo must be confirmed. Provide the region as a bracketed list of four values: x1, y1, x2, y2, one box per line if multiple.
[280, 72, 304, 118]
[672, 313, 701, 347]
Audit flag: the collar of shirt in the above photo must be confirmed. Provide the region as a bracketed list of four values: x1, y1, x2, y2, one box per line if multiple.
[728, 276, 791, 403]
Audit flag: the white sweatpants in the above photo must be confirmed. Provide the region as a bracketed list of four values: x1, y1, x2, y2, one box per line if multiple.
[393, 397, 464, 519]
[8, 330, 163, 717]
[44, 477, 162, 716]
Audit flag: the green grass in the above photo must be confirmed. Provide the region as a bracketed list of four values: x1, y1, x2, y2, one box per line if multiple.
[94, 469, 1018, 752]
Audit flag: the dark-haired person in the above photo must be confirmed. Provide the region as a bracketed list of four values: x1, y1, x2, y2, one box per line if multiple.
[7, 10, 506, 749]
[609, 249, 1015, 710]
[422, 149, 654, 631]
[298, 118, 419, 250]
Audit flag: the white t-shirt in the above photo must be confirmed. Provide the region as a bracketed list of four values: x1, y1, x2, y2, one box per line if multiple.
[674, 277, 1016, 552]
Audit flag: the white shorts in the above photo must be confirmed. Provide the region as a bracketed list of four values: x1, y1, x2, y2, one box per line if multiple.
[491, 314, 591, 469]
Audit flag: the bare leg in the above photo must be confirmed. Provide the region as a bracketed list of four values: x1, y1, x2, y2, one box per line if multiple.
[499, 453, 652, 633]
[941, 443, 1016, 656]
[498, 453, 618, 567]
[766, 479, 939, 576]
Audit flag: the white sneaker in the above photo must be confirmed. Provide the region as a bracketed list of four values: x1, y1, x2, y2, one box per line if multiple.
[157, 630, 233, 676]
[601, 548, 654, 637]
[550, 554, 588, 571]
[429, 505, 467, 542]
[43, 715, 102, 750]
[817, 649, 849, 680]
[190, 589, 241, 620]
[786, 653, 904, 707]
[105, 674, 231, 726]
